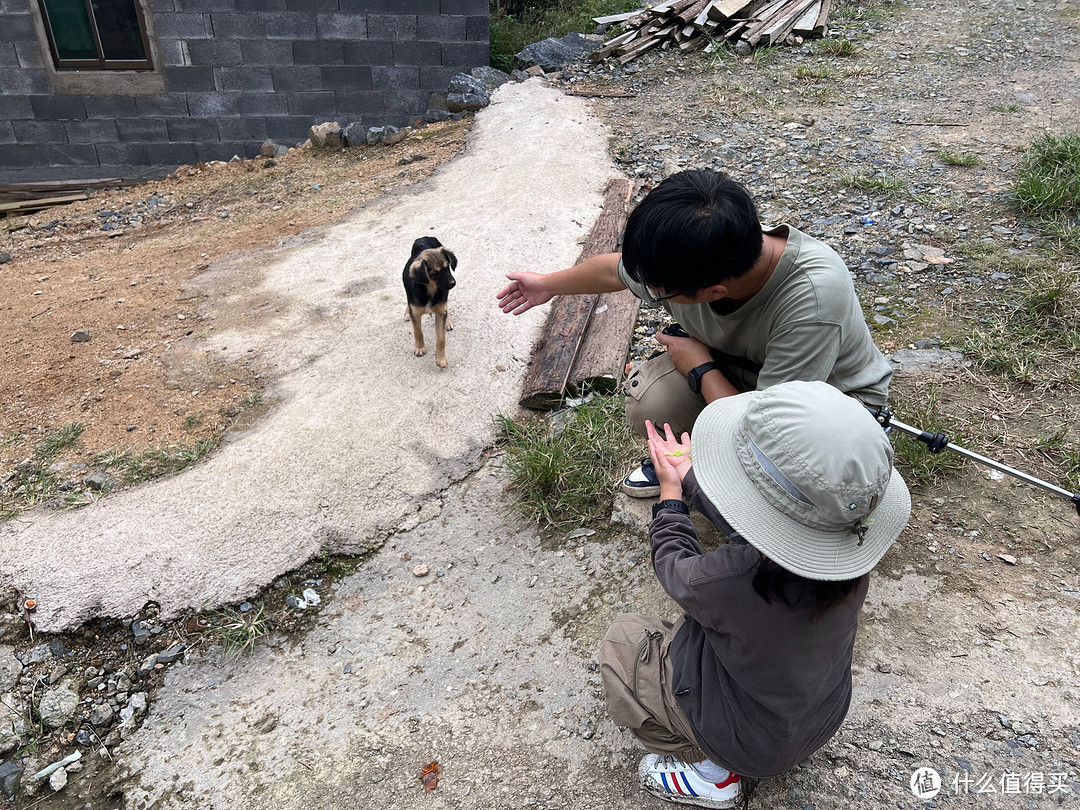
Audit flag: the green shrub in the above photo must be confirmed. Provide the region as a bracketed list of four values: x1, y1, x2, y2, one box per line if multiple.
[490, 0, 639, 72]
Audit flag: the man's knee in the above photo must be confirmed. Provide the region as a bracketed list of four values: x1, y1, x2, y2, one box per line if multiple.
[623, 354, 704, 437]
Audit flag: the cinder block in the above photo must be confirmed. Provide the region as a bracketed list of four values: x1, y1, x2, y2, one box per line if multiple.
[116, 118, 169, 142]
[384, 87, 427, 117]
[335, 89, 384, 117]
[217, 117, 268, 141]
[320, 66, 371, 91]
[66, 119, 121, 144]
[265, 12, 317, 39]
[83, 95, 138, 118]
[417, 14, 464, 40]
[287, 0, 336, 9]
[0, 69, 48, 94]
[419, 65, 456, 92]
[195, 141, 251, 162]
[343, 40, 392, 65]
[135, 94, 192, 116]
[29, 95, 87, 120]
[240, 39, 293, 64]
[271, 65, 321, 91]
[209, 12, 267, 38]
[0, 94, 33, 119]
[466, 14, 488, 41]
[0, 43, 17, 68]
[146, 141, 200, 168]
[367, 13, 416, 40]
[13, 119, 67, 143]
[153, 12, 212, 38]
[186, 91, 243, 116]
[150, 0, 176, 12]
[235, 0, 287, 9]
[292, 40, 343, 65]
[0, 144, 42, 168]
[96, 143, 150, 166]
[393, 40, 440, 66]
[177, 0, 233, 10]
[15, 41, 45, 69]
[45, 143, 99, 166]
[0, 121, 14, 144]
[6, 13, 34, 41]
[166, 117, 220, 141]
[286, 91, 335, 116]
[263, 115, 315, 143]
[157, 39, 187, 67]
[237, 92, 288, 115]
[216, 66, 274, 91]
[315, 13, 367, 39]
[440, 0, 486, 13]
[395, 0, 438, 11]
[187, 39, 243, 66]
[442, 41, 488, 67]
[371, 65, 418, 91]
[338, 0, 386, 9]
[165, 66, 218, 91]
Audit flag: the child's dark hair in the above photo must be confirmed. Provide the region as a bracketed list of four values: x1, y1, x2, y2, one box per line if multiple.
[621, 171, 764, 295]
[752, 557, 858, 617]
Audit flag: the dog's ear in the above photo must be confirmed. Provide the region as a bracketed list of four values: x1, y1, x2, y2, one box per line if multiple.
[409, 257, 430, 285]
[442, 249, 458, 271]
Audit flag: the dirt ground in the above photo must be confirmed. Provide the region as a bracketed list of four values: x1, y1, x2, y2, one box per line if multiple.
[0, 119, 470, 509]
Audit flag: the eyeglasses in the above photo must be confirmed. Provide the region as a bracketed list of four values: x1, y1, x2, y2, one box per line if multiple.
[644, 285, 683, 303]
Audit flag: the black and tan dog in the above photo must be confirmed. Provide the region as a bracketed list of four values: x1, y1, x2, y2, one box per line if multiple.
[403, 236, 458, 368]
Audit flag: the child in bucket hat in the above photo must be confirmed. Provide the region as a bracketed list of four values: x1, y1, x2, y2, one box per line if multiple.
[599, 380, 910, 808]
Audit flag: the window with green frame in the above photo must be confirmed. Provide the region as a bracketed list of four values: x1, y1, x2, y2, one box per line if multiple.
[38, 0, 153, 70]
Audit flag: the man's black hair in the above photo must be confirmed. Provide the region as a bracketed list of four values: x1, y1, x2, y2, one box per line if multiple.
[621, 171, 764, 295]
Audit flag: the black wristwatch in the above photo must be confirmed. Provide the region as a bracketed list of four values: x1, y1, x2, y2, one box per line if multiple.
[652, 499, 690, 519]
[687, 361, 721, 394]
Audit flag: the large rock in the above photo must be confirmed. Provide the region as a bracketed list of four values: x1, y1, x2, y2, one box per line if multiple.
[342, 121, 366, 147]
[470, 65, 512, 92]
[514, 33, 597, 72]
[38, 683, 79, 729]
[0, 646, 20, 691]
[308, 122, 344, 149]
[0, 761, 22, 801]
[447, 74, 490, 113]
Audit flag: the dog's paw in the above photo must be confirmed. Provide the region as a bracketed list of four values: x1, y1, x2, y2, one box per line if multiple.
[446, 318, 453, 331]
[436, 356, 448, 368]
[413, 347, 427, 357]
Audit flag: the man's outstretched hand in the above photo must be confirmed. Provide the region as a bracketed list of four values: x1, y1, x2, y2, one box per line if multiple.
[496, 272, 552, 315]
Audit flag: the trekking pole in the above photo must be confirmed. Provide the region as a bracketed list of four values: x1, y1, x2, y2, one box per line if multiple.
[866, 405, 1080, 517]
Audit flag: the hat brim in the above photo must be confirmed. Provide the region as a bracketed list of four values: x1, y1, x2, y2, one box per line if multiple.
[691, 392, 911, 581]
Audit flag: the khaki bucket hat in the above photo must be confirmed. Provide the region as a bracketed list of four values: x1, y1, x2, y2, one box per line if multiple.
[690, 380, 910, 580]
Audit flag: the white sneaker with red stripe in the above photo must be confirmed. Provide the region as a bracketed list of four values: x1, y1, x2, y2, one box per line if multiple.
[638, 754, 742, 809]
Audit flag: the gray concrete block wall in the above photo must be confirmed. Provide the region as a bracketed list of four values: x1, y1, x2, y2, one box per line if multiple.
[0, 0, 489, 181]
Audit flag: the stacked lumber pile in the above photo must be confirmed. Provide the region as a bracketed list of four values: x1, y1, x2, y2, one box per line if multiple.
[0, 178, 134, 216]
[591, 0, 832, 64]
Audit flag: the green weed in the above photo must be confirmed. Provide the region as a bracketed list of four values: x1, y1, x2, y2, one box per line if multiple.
[95, 433, 222, 483]
[795, 64, 835, 84]
[815, 38, 859, 57]
[35, 422, 84, 459]
[496, 394, 639, 527]
[991, 103, 1021, 113]
[1014, 131, 1080, 216]
[887, 386, 970, 488]
[939, 150, 982, 167]
[206, 602, 273, 657]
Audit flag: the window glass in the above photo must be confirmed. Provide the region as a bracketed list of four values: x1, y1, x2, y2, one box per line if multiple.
[91, 0, 148, 61]
[42, 0, 97, 61]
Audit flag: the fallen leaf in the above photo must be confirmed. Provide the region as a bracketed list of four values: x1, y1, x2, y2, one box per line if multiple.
[420, 761, 441, 792]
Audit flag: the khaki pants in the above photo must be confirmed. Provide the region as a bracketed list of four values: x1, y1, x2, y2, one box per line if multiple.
[623, 353, 707, 438]
[599, 613, 707, 763]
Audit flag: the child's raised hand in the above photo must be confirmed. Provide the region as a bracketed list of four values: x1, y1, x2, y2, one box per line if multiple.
[645, 420, 692, 499]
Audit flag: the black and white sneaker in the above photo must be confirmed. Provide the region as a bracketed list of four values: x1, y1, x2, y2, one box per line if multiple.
[622, 457, 660, 498]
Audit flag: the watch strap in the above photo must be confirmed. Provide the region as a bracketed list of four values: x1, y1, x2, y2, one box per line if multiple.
[652, 499, 690, 519]
[687, 361, 721, 394]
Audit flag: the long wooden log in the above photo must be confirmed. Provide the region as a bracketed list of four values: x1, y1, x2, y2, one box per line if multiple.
[519, 179, 633, 410]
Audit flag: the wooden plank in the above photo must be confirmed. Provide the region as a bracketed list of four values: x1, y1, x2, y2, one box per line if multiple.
[813, 0, 833, 32]
[707, 0, 754, 21]
[617, 35, 662, 64]
[519, 179, 633, 410]
[674, 0, 712, 24]
[741, 0, 805, 44]
[792, 0, 822, 35]
[593, 11, 637, 24]
[760, 0, 818, 44]
[0, 192, 88, 214]
[568, 288, 641, 395]
[590, 28, 639, 61]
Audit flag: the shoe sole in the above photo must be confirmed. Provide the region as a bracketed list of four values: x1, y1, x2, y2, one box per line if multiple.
[622, 482, 661, 499]
[639, 773, 739, 810]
